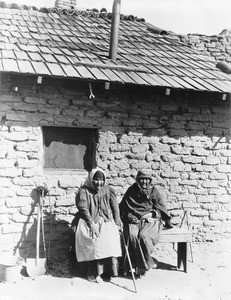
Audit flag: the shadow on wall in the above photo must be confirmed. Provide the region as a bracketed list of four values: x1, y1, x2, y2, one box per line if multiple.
[14, 188, 73, 265]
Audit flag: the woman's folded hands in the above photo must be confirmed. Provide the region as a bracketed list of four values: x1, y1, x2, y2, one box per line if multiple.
[89, 222, 100, 238]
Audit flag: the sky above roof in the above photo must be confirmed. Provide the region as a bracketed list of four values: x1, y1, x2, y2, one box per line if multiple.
[4, 0, 231, 35]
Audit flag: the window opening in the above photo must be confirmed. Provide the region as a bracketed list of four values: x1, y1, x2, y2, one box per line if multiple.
[42, 126, 97, 171]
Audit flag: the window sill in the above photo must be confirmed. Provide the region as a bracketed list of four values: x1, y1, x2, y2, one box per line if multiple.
[44, 169, 88, 176]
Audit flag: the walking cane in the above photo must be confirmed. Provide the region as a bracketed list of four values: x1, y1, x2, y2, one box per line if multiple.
[120, 231, 137, 293]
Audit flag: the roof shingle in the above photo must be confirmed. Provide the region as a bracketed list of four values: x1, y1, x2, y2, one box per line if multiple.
[0, 3, 230, 93]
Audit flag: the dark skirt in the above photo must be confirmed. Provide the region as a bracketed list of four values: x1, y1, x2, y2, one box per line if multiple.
[123, 218, 163, 274]
[85, 257, 119, 277]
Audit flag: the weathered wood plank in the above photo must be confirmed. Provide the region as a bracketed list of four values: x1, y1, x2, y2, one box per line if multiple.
[159, 228, 192, 243]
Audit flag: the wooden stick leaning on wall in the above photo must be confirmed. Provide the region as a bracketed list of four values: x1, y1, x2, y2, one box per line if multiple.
[180, 210, 194, 263]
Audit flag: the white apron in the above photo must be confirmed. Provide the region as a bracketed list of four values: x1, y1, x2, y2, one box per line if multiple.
[75, 217, 122, 262]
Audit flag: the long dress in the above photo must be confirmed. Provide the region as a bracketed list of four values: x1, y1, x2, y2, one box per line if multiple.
[119, 182, 171, 274]
[74, 169, 122, 278]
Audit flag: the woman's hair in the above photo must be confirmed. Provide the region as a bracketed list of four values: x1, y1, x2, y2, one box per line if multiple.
[93, 171, 105, 180]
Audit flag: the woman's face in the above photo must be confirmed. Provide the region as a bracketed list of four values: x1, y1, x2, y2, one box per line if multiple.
[138, 177, 151, 190]
[92, 172, 105, 191]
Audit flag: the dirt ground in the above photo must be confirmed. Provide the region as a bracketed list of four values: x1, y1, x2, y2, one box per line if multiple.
[0, 239, 230, 300]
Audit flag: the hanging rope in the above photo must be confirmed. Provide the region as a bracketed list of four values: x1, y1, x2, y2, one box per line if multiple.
[88, 83, 95, 99]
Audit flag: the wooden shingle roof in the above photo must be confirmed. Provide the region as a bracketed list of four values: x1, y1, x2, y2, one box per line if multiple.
[0, 3, 231, 93]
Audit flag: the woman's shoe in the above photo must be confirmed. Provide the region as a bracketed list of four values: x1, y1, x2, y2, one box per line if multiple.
[87, 275, 95, 282]
[95, 275, 103, 283]
[101, 273, 112, 282]
[152, 258, 158, 269]
[135, 267, 146, 278]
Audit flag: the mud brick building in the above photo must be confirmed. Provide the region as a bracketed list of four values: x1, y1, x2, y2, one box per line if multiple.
[0, 0, 231, 259]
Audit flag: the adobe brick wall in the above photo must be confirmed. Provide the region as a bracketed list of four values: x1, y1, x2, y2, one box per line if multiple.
[0, 74, 231, 259]
[179, 31, 231, 62]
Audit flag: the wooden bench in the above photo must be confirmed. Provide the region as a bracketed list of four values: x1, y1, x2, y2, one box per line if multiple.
[159, 227, 192, 273]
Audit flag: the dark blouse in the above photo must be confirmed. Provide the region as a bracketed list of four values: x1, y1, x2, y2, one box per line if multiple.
[75, 185, 120, 227]
[119, 183, 170, 224]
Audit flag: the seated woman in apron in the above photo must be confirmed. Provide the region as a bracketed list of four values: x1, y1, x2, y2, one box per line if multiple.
[119, 170, 173, 277]
[75, 168, 122, 283]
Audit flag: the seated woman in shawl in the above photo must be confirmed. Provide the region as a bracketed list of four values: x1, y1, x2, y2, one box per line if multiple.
[74, 168, 122, 283]
[119, 170, 173, 277]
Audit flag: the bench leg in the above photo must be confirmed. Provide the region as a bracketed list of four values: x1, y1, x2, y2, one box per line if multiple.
[177, 242, 187, 273]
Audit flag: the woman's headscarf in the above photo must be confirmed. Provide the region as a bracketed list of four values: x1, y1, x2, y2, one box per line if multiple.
[136, 170, 153, 192]
[83, 168, 106, 191]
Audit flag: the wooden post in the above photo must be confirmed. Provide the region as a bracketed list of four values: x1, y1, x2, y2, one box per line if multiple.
[0, 72, 2, 94]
